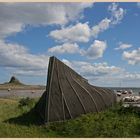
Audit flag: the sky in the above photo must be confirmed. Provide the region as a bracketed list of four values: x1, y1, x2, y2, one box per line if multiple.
[0, 2, 140, 87]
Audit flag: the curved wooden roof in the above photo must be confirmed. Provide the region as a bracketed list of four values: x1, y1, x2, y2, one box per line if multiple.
[35, 56, 116, 123]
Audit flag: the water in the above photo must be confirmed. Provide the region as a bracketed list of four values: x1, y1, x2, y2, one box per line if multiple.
[0, 87, 139, 99]
[0, 89, 45, 98]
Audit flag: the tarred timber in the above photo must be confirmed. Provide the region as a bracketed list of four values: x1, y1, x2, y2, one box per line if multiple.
[35, 56, 116, 123]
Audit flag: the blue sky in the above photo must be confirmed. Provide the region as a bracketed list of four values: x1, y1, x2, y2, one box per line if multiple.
[0, 2, 140, 87]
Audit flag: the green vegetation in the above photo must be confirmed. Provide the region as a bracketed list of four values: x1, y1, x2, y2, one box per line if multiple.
[18, 97, 36, 107]
[0, 98, 139, 137]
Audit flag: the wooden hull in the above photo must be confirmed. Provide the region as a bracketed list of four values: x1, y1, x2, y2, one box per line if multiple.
[35, 56, 116, 123]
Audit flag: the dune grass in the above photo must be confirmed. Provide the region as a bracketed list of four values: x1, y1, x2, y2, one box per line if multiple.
[0, 97, 139, 138]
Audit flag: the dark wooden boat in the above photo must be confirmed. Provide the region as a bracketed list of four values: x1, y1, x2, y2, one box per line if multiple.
[35, 56, 116, 123]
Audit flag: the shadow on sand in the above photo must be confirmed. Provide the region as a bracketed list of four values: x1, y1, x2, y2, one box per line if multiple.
[4, 108, 43, 126]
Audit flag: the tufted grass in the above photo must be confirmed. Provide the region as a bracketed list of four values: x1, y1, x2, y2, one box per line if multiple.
[0, 98, 139, 137]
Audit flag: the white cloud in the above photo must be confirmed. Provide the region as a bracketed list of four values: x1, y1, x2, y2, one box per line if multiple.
[124, 72, 140, 80]
[92, 18, 111, 38]
[0, 40, 49, 75]
[115, 42, 132, 50]
[62, 58, 140, 87]
[0, 3, 93, 77]
[0, 2, 135, 86]
[49, 22, 91, 43]
[73, 61, 122, 77]
[108, 2, 125, 25]
[48, 43, 80, 54]
[0, 3, 93, 39]
[63, 59, 123, 77]
[0, 22, 23, 39]
[62, 59, 123, 84]
[91, 3, 125, 38]
[12, 69, 47, 77]
[123, 48, 140, 65]
[48, 40, 107, 60]
[83, 40, 107, 59]
[49, 3, 125, 42]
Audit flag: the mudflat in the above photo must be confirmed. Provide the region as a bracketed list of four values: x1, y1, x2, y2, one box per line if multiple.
[0, 89, 44, 98]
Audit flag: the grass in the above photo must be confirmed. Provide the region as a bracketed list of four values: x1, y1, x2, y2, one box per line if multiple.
[0, 98, 139, 137]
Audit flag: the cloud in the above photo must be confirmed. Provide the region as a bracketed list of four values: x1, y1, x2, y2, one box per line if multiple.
[49, 22, 91, 43]
[92, 18, 111, 38]
[0, 3, 93, 77]
[49, 3, 125, 43]
[123, 48, 140, 65]
[0, 3, 93, 39]
[62, 59, 123, 83]
[83, 40, 107, 59]
[0, 22, 23, 39]
[91, 3, 125, 38]
[124, 72, 140, 80]
[12, 69, 47, 77]
[62, 58, 140, 87]
[48, 40, 107, 60]
[0, 2, 135, 86]
[115, 42, 132, 50]
[73, 61, 122, 77]
[0, 40, 49, 75]
[48, 43, 80, 54]
[108, 2, 125, 25]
